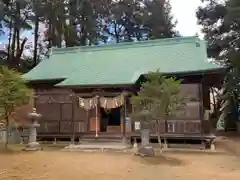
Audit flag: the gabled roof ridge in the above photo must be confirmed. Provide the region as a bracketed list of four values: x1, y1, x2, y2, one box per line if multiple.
[52, 36, 200, 54]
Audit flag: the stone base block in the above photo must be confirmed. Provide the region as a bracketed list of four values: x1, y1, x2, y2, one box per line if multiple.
[137, 145, 155, 157]
[25, 142, 41, 151]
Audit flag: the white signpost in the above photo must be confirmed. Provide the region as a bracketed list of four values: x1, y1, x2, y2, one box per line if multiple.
[134, 121, 141, 130]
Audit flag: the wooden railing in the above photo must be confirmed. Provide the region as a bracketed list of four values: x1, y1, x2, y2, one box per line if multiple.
[132, 120, 202, 134]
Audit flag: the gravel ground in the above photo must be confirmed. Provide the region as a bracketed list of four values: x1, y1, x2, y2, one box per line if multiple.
[0, 143, 240, 180]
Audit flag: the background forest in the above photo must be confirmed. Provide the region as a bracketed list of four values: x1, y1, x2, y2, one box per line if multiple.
[0, 0, 178, 72]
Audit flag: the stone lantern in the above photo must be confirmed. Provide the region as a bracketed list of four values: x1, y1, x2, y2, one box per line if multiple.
[25, 108, 42, 151]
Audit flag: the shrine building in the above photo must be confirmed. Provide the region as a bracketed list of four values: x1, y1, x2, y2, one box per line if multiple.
[23, 36, 224, 142]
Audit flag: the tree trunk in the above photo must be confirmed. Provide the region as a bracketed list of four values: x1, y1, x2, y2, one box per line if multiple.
[9, 27, 16, 68]
[4, 112, 9, 150]
[80, 21, 87, 46]
[157, 134, 162, 153]
[33, 15, 39, 66]
[10, 1, 20, 70]
[156, 120, 162, 152]
[16, 28, 20, 54]
[7, 8, 13, 64]
[47, 1, 53, 48]
[114, 23, 120, 43]
[210, 87, 217, 113]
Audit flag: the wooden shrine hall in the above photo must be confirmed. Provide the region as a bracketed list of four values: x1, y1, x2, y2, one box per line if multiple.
[23, 36, 224, 142]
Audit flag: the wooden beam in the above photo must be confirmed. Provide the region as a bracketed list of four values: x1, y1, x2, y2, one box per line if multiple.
[76, 92, 122, 97]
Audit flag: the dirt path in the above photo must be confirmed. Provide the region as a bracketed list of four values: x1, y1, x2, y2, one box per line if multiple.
[216, 136, 240, 156]
[0, 150, 239, 180]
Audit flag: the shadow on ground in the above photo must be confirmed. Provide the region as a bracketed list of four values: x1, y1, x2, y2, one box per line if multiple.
[134, 155, 184, 166]
[164, 149, 227, 156]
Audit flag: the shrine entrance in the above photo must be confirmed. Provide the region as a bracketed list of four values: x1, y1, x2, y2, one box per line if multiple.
[77, 92, 127, 136]
[100, 106, 121, 133]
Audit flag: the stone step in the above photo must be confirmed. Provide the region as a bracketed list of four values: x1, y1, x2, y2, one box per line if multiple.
[80, 137, 124, 143]
[62, 142, 132, 152]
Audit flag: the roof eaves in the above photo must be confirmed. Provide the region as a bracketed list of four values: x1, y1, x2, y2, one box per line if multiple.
[23, 77, 67, 82]
[55, 67, 225, 87]
[131, 67, 225, 83]
[164, 67, 226, 76]
[55, 83, 134, 88]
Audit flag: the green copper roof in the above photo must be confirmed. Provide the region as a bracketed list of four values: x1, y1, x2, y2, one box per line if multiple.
[23, 36, 221, 86]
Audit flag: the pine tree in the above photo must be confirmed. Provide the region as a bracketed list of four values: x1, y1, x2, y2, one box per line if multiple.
[197, 0, 240, 130]
[1, 0, 33, 71]
[0, 66, 31, 149]
[143, 0, 178, 39]
[131, 70, 186, 150]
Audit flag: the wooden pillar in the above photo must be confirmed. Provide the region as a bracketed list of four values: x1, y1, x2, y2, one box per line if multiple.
[198, 77, 204, 135]
[59, 103, 62, 134]
[71, 92, 76, 144]
[86, 110, 89, 133]
[121, 95, 127, 143]
[95, 95, 100, 137]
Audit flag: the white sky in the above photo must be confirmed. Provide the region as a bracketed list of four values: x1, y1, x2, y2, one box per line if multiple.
[170, 0, 202, 36]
